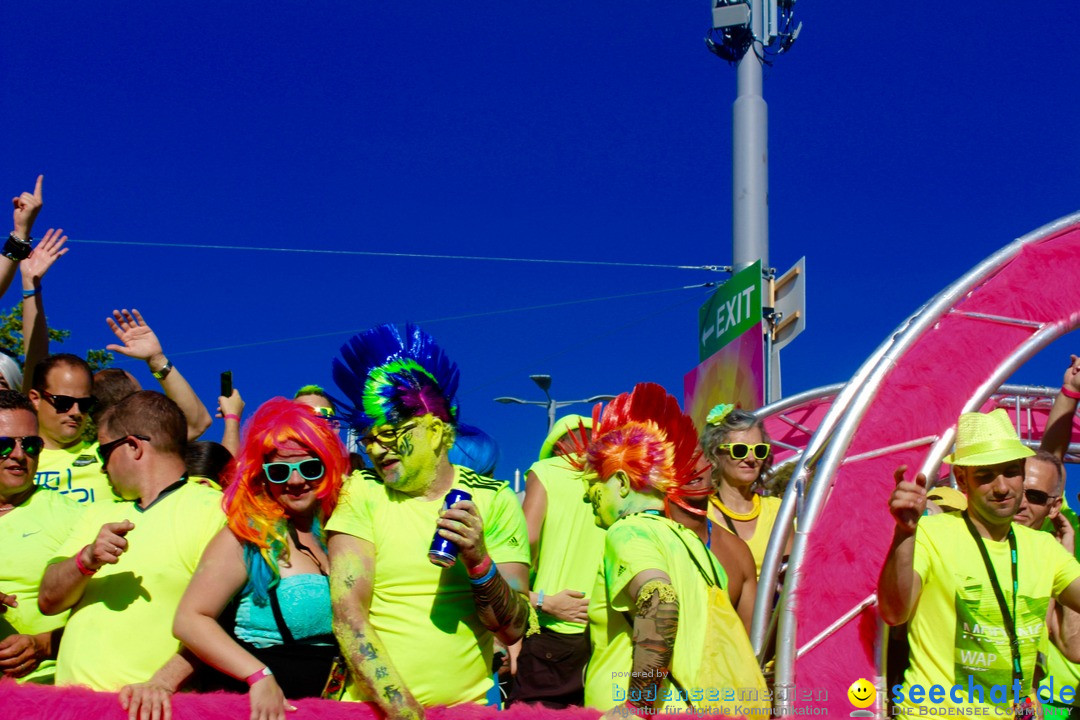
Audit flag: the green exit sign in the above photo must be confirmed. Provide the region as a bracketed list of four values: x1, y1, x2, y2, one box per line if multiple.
[698, 261, 762, 361]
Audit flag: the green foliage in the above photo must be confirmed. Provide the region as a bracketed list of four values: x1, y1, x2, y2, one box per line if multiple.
[0, 304, 71, 362]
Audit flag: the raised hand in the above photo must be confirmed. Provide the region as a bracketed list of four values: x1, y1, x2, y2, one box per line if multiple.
[21, 228, 69, 284]
[106, 309, 164, 363]
[889, 465, 927, 535]
[82, 520, 136, 571]
[1064, 355, 1080, 394]
[11, 175, 43, 240]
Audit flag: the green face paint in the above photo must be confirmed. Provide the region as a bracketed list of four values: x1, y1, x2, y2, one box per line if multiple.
[586, 476, 624, 529]
[368, 416, 441, 495]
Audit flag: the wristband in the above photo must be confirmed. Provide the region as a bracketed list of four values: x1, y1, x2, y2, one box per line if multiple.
[151, 359, 174, 381]
[469, 564, 498, 586]
[74, 546, 97, 577]
[1062, 386, 1080, 400]
[466, 555, 492, 579]
[3, 234, 32, 262]
[21, 287, 39, 299]
[536, 590, 545, 612]
[223, 413, 241, 422]
[245, 666, 273, 687]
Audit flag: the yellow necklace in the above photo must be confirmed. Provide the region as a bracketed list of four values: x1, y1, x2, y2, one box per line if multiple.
[712, 493, 760, 521]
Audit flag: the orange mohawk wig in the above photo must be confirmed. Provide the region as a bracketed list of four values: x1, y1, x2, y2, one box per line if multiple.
[565, 382, 702, 500]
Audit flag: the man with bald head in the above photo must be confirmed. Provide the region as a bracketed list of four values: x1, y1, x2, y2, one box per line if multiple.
[1014, 450, 1066, 536]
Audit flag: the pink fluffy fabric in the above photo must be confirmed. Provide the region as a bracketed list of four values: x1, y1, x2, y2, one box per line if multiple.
[0, 681, 745, 720]
[790, 221, 1080, 715]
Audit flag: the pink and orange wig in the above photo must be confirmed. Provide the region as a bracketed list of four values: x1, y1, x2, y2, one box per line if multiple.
[223, 397, 348, 585]
[564, 382, 704, 509]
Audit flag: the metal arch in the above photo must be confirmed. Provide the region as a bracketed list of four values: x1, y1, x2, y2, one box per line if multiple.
[772, 210, 1080, 715]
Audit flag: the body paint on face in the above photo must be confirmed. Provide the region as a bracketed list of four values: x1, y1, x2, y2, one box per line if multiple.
[397, 433, 414, 457]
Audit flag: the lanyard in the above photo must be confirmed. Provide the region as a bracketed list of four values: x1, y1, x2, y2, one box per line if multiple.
[962, 514, 1021, 692]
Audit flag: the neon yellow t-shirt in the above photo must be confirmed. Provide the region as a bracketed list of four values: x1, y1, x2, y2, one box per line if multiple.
[34, 442, 113, 505]
[51, 480, 225, 690]
[0, 488, 85, 683]
[709, 494, 780, 578]
[326, 466, 530, 707]
[530, 456, 606, 634]
[897, 512, 1080, 714]
[1039, 504, 1080, 708]
[584, 512, 728, 712]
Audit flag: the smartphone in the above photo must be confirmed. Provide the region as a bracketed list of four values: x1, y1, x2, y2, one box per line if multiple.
[220, 371, 233, 399]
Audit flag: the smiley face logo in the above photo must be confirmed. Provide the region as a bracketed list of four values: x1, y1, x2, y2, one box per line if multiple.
[847, 678, 876, 709]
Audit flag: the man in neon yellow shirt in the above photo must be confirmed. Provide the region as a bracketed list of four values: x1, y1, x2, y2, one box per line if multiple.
[0, 390, 83, 683]
[881, 409, 1080, 716]
[39, 391, 223, 720]
[327, 324, 531, 719]
[28, 354, 110, 504]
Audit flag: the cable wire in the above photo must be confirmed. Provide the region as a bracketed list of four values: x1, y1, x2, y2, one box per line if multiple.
[68, 237, 726, 273]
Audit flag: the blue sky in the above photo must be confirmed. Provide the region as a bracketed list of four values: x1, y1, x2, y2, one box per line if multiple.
[4, 3, 1079, 488]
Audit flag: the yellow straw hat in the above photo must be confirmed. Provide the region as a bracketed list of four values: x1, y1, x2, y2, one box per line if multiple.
[942, 408, 1034, 466]
[927, 486, 967, 512]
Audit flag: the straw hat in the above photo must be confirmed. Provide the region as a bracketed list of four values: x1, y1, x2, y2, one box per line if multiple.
[538, 414, 593, 460]
[927, 486, 967, 512]
[942, 408, 1034, 466]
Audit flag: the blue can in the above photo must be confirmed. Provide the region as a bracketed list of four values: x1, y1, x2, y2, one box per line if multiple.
[429, 488, 473, 567]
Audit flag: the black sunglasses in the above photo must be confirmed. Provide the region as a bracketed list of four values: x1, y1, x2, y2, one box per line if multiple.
[1024, 488, 1059, 506]
[98, 434, 151, 466]
[42, 390, 97, 414]
[0, 435, 44, 458]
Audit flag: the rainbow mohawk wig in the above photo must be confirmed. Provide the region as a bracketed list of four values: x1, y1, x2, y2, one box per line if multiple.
[567, 382, 702, 500]
[333, 323, 460, 432]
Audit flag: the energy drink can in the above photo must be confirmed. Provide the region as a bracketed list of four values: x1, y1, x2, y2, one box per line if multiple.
[429, 488, 472, 567]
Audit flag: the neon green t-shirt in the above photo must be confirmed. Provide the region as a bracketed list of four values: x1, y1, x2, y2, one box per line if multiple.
[326, 466, 530, 707]
[34, 441, 113, 505]
[530, 456, 606, 634]
[0, 488, 85, 683]
[1039, 504, 1080, 708]
[51, 480, 224, 690]
[897, 512, 1080, 714]
[584, 512, 728, 712]
[709, 494, 781, 578]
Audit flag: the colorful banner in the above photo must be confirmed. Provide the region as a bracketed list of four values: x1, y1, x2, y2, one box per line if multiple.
[684, 326, 764, 431]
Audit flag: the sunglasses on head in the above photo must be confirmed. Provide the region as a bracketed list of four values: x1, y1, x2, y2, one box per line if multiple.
[0, 435, 44, 458]
[311, 406, 335, 418]
[717, 442, 771, 460]
[263, 458, 325, 484]
[42, 390, 96, 414]
[97, 434, 151, 466]
[1024, 488, 1059, 506]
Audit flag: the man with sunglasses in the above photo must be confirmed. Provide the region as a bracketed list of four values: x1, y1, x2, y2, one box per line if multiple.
[39, 391, 223, 719]
[327, 324, 530, 718]
[28, 354, 110, 504]
[0, 389, 84, 684]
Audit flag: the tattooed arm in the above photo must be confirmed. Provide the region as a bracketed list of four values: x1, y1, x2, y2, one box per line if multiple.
[328, 532, 425, 720]
[438, 500, 531, 644]
[625, 569, 678, 711]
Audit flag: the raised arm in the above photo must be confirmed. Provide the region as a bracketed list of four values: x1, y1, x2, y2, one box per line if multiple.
[877, 466, 926, 626]
[39, 520, 135, 615]
[1041, 355, 1080, 461]
[216, 389, 245, 457]
[328, 532, 424, 720]
[19, 228, 68, 392]
[2, 175, 43, 299]
[105, 309, 213, 440]
[438, 499, 531, 645]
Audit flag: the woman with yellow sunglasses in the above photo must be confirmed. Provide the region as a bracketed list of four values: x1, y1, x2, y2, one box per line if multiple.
[701, 404, 790, 577]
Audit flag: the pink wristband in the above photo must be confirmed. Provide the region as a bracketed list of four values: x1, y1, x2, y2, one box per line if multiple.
[467, 555, 493, 579]
[224, 414, 241, 422]
[74, 546, 97, 577]
[1062, 386, 1080, 400]
[245, 666, 273, 687]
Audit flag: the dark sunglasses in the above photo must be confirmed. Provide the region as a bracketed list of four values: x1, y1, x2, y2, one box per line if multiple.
[359, 422, 419, 452]
[42, 390, 97, 414]
[98, 434, 151, 466]
[717, 442, 771, 460]
[0, 435, 44, 458]
[263, 459, 325, 484]
[1024, 488, 1059, 506]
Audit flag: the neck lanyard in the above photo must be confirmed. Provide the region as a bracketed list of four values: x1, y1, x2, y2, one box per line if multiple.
[962, 514, 1021, 691]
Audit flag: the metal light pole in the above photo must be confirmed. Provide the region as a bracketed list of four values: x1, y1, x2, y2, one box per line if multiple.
[494, 374, 615, 434]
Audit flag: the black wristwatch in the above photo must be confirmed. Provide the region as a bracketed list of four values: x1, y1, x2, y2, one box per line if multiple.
[2, 233, 32, 262]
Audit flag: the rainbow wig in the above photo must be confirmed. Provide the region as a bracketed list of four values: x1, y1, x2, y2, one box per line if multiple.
[332, 323, 460, 432]
[565, 382, 705, 510]
[223, 397, 349, 603]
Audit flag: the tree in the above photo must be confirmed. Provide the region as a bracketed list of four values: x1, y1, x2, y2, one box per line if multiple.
[0, 303, 113, 371]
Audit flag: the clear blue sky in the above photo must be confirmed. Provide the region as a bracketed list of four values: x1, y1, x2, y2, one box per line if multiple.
[4, 3, 1079, 489]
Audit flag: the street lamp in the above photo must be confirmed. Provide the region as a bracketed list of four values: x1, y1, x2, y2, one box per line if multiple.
[494, 374, 616, 433]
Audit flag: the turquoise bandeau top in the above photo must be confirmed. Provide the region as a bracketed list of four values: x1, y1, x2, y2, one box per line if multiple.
[234, 573, 333, 648]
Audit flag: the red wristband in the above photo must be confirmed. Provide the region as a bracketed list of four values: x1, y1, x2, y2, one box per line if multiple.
[224, 413, 241, 422]
[74, 546, 97, 577]
[466, 555, 493, 579]
[245, 666, 273, 687]
[1062, 386, 1080, 400]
